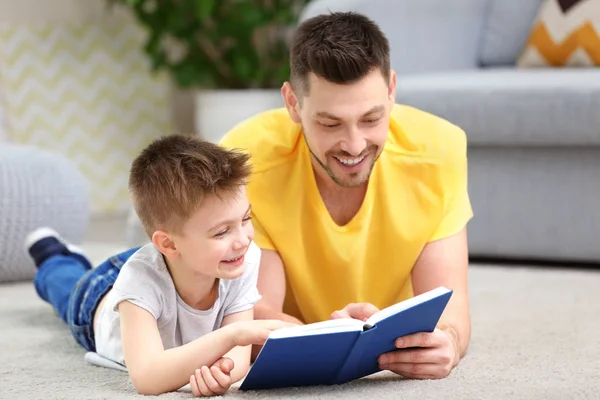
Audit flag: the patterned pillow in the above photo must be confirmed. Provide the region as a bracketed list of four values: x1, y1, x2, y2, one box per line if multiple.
[517, 0, 600, 67]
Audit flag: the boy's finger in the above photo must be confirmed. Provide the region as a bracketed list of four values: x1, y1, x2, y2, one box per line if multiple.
[211, 366, 232, 389]
[190, 374, 201, 397]
[194, 368, 213, 397]
[201, 366, 222, 394]
[216, 357, 234, 374]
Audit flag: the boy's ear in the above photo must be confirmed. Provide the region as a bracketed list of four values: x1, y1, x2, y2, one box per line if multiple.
[151, 230, 178, 258]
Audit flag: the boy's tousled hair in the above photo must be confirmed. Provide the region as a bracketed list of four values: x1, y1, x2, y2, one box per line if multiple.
[289, 11, 390, 97]
[129, 134, 252, 237]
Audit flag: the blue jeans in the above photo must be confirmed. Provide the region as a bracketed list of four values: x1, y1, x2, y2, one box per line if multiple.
[33, 247, 140, 352]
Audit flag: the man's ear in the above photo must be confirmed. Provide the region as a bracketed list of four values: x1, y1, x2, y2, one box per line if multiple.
[281, 82, 301, 124]
[388, 69, 397, 102]
[151, 230, 179, 258]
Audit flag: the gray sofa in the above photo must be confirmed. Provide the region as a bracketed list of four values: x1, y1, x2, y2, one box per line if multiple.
[300, 0, 600, 264]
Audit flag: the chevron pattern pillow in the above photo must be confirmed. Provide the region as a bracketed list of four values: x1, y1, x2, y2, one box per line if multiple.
[517, 0, 600, 67]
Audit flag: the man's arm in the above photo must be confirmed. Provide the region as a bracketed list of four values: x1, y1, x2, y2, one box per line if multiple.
[411, 226, 471, 361]
[253, 249, 304, 325]
[250, 249, 304, 360]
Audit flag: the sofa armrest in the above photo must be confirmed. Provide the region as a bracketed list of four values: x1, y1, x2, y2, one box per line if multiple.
[299, 0, 489, 76]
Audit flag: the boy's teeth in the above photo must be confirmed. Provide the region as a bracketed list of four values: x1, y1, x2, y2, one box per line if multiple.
[335, 155, 365, 166]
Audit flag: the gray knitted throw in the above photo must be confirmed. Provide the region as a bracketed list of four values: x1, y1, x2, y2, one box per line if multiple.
[0, 145, 90, 282]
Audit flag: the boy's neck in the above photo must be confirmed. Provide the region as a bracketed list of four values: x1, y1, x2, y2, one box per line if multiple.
[163, 255, 218, 311]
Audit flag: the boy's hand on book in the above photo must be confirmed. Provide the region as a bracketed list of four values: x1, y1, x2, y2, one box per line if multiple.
[190, 357, 234, 397]
[229, 319, 297, 347]
[377, 328, 459, 379]
[330, 302, 380, 322]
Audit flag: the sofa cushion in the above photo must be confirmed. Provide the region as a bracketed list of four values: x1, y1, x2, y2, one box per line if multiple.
[396, 68, 600, 146]
[300, 0, 490, 75]
[479, 0, 545, 66]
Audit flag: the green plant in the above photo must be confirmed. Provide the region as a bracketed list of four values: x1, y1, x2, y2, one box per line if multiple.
[110, 0, 309, 90]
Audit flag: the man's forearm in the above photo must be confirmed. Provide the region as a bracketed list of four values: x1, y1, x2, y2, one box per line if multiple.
[254, 303, 304, 325]
[439, 319, 470, 365]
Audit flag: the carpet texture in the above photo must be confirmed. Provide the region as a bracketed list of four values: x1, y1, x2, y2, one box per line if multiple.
[1, 263, 599, 400]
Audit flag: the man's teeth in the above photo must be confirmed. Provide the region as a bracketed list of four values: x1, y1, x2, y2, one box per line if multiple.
[335, 155, 365, 166]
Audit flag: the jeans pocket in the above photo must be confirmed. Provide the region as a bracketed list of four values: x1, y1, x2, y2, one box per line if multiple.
[68, 319, 95, 352]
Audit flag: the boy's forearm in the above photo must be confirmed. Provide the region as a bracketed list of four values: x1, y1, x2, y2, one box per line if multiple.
[222, 345, 251, 383]
[132, 327, 235, 395]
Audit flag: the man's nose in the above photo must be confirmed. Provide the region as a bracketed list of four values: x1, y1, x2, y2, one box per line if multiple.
[340, 131, 367, 156]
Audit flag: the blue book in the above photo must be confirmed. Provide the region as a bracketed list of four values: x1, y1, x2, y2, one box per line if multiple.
[240, 286, 453, 390]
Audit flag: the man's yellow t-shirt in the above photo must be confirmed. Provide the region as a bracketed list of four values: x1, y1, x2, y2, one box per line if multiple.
[220, 104, 473, 324]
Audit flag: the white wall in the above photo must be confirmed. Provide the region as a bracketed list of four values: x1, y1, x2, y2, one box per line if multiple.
[0, 0, 194, 134]
[0, 0, 106, 24]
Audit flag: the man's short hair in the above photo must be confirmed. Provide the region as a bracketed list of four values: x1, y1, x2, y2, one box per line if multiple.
[290, 11, 390, 96]
[129, 134, 251, 237]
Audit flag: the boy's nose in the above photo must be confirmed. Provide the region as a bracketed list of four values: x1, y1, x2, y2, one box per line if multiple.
[233, 233, 251, 249]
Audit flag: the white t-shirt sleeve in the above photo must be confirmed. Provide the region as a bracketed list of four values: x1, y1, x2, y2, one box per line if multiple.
[223, 241, 263, 316]
[110, 254, 166, 321]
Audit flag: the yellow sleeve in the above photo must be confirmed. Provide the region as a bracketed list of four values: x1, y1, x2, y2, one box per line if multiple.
[428, 129, 474, 242]
[250, 212, 276, 251]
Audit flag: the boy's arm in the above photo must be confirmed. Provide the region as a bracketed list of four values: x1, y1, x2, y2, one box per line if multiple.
[218, 309, 254, 383]
[118, 300, 285, 396]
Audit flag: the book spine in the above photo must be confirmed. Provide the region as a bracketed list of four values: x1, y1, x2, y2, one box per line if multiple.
[333, 326, 379, 384]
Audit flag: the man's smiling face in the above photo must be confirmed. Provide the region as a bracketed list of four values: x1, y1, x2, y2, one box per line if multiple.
[295, 68, 395, 188]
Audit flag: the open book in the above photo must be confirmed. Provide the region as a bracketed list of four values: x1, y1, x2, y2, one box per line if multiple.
[240, 286, 453, 390]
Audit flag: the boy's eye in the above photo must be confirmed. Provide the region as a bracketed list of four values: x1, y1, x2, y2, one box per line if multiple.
[214, 229, 228, 238]
[243, 216, 252, 223]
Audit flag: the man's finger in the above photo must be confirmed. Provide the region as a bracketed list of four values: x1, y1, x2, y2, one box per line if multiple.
[344, 303, 380, 321]
[394, 330, 444, 349]
[379, 362, 450, 379]
[378, 348, 446, 365]
[330, 309, 351, 320]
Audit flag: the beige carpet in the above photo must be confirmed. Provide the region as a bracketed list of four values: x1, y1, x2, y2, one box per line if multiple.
[1, 261, 599, 399]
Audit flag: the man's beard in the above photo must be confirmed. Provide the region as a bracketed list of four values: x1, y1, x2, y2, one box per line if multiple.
[303, 131, 380, 188]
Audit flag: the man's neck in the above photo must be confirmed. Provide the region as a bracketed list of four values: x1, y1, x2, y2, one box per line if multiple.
[313, 163, 368, 226]
[163, 255, 218, 311]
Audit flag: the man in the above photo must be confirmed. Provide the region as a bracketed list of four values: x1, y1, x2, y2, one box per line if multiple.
[219, 11, 473, 380]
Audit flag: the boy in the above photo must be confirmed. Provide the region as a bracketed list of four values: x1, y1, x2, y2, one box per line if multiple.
[25, 134, 291, 397]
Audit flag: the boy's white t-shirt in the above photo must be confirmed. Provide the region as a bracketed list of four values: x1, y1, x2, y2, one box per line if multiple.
[93, 241, 262, 367]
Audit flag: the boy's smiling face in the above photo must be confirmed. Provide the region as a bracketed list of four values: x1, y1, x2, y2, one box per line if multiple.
[162, 186, 255, 280]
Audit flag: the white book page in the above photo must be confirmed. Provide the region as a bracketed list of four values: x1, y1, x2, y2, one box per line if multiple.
[268, 318, 364, 339]
[365, 286, 450, 326]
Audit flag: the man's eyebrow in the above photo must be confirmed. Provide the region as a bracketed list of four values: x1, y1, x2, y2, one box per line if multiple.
[209, 204, 252, 231]
[315, 105, 386, 120]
